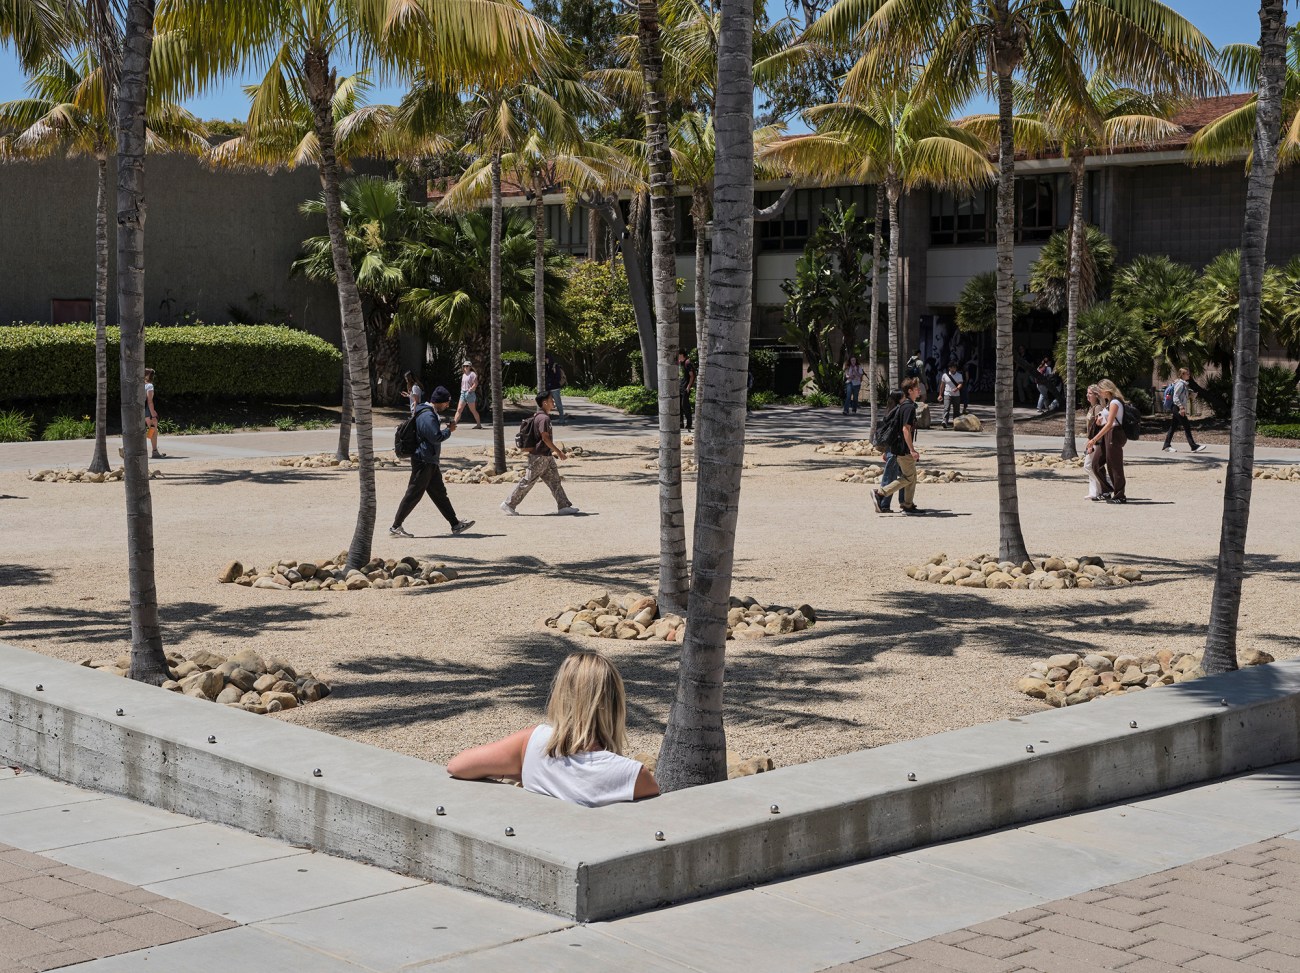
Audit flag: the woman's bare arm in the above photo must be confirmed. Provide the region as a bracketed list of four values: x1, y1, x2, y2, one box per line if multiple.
[446, 726, 534, 780]
[633, 765, 659, 800]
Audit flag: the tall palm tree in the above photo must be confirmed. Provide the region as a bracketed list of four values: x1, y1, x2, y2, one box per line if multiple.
[1205, 2, 1290, 676]
[1188, 25, 1300, 172]
[812, 0, 1218, 564]
[763, 84, 995, 398]
[655, 0, 754, 793]
[158, 0, 549, 568]
[965, 78, 1181, 458]
[0, 0, 71, 68]
[0, 48, 207, 474]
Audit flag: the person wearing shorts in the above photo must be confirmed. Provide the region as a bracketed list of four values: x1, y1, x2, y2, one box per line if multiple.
[455, 361, 482, 428]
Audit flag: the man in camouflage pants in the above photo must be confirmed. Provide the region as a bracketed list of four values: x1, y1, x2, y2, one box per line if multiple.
[500, 391, 580, 516]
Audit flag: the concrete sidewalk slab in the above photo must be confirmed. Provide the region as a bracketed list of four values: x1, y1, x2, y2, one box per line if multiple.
[419, 925, 700, 972]
[0, 776, 105, 816]
[0, 796, 193, 852]
[256, 883, 570, 971]
[61, 925, 374, 972]
[144, 851, 425, 924]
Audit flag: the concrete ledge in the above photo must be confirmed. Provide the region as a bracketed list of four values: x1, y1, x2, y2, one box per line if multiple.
[3, 639, 1299, 920]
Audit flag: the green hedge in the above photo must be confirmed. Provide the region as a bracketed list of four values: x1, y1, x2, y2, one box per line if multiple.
[502, 350, 535, 388]
[0, 323, 342, 402]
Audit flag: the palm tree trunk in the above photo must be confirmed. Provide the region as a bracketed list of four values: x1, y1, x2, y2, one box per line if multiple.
[869, 185, 883, 435]
[993, 67, 1030, 564]
[692, 187, 710, 387]
[116, 0, 166, 685]
[655, 0, 752, 793]
[1205, 0, 1289, 675]
[534, 191, 547, 393]
[638, 0, 689, 614]
[335, 335, 353, 461]
[584, 193, 657, 387]
[1062, 152, 1086, 460]
[305, 50, 375, 571]
[489, 152, 507, 474]
[88, 151, 111, 474]
[886, 175, 901, 391]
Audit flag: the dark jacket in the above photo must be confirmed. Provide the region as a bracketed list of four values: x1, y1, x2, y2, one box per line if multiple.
[413, 404, 451, 463]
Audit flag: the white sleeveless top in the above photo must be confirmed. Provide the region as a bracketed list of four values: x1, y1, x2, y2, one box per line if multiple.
[521, 725, 642, 808]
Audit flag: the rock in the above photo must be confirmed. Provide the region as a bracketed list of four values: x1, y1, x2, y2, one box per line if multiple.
[1240, 649, 1275, 667]
[180, 669, 224, 701]
[1042, 557, 1067, 572]
[1016, 677, 1052, 699]
[230, 649, 267, 674]
[1082, 654, 1113, 673]
[1042, 689, 1067, 708]
[216, 685, 244, 704]
[734, 626, 767, 640]
[1045, 654, 1080, 672]
[300, 680, 331, 702]
[346, 575, 371, 590]
[253, 673, 278, 692]
[160, 680, 181, 692]
[796, 604, 816, 624]
[952, 413, 981, 432]
[261, 691, 298, 710]
[271, 679, 297, 695]
[1119, 666, 1146, 687]
[956, 574, 987, 588]
[728, 756, 775, 778]
[218, 561, 243, 583]
[1113, 566, 1143, 582]
[554, 610, 577, 632]
[190, 648, 227, 670]
[570, 620, 598, 637]
[265, 699, 283, 713]
[1078, 555, 1105, 568]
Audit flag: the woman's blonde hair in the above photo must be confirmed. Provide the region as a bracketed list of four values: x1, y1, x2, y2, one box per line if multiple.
[1085, 384, 1102, 422]
[1096, 379, 1126, 402]
[544, 652, 628, 758]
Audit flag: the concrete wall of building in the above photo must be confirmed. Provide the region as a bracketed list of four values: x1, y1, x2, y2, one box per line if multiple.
[0, 153, 390, 344]
[926, 245, 1047, 306]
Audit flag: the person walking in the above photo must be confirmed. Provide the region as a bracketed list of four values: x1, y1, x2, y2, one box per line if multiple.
[1087, 379, 1129, 504]
[455, 361, 483, 428]
[545, 352, 567, 424]
[1162, 368, 1208, 453]
[389, 386, 475, 538]
[1035, 358, 1057, 412]
[678, 350, 696, 430]
[500, 391, 580, 516]
[873, 377, 922, 514]
[876, 390, 905, 513]
[143, 367, 164, 458]
[938, 361, 963, 427]
[843, 355, 865, 415]
[1081, 384, 1108, 501]
[400, 370, 423, 415]
[961, 356, 977, 415]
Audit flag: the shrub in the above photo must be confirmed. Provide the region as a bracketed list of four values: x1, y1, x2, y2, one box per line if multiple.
[0, 323, 342, 402]
[1125, 387, 1153, 416]
[749, 348, 777, 392]
[550, 261, 641, 387]
[1259, 422, 1300, 439]
[504, 384, 534, 403]
[585, 385, 658, 415]
[502, 350, 535, 388]
[0, 409, 34, 442]
[1053, 302, 1151, 392]
[802, 391, 835, 408]
[1205, 366, 1299, 421]
[41, 415, 95, 440]
[748, 390, 776, 408]
[273, 416, 298, 431]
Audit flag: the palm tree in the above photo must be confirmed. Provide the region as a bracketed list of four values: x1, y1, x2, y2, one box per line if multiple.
[655, 0, 754, 793]
[0, 48, 207, 474]
[1112, 254, 1207, 381]
[967, 78, 1181, 458]
[0, 0, 71, 68]
[763, 83, 994, 396]
[158, 0, 549, 569]
[1188, 25, 1300, 172]
[1205, 2, 1291, 676]
[812, 0, 1218, 564]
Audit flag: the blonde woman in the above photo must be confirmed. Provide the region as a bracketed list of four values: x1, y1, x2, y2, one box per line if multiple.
[1086, 379, 1127, 504]
[447, 652, 658, 807]
[1082, 385, 1109, 501]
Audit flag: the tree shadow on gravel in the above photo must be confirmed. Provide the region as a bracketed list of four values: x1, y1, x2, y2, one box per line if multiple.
[162, 467, 405, 488]
[399, 553, 660, 596]
[5, 600, 343, 648]
[0, 564, 55, 587]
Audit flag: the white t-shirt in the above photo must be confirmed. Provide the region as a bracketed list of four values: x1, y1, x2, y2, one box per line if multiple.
[461, 371, 476, 393]
[520, 725, 642, 808]
[940, 371, 961, 399]
[1106, 400, 1124, 428]
[409, 384, 423, 414]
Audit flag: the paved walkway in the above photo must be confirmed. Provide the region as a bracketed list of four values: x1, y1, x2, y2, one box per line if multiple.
[6, 401, 1300, 474]
[2, 761, 1298, 972]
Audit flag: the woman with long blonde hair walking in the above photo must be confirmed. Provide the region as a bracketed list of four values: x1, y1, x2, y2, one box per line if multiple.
[1082, 384, 1107, 501]
[1086, 379, 1128, 504]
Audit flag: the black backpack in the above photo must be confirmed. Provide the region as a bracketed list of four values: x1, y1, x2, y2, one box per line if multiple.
[872, 404, 903, 451]
[516, 414, 541, 450]
[394, 405, 429, 458]
[1120, 402, 1141, 440]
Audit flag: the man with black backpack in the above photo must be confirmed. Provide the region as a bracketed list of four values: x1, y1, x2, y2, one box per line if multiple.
[389, 386, 474, 538]
[500, 391, 579, 516]
[874, 390, 905, 513]
[873, 377, 923, 514]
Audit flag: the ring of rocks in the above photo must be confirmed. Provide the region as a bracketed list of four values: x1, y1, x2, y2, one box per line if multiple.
[1016, 452, 1084, 470]
[274, 453, 404, 470]
[542, 593, 816, 642]
[28, 468, 162, 483]
[1255, 465, 1300, 481]
[218, 555, 458, 591]
[836, 467, 965, 484]
[79, 647, 331, 715]
[1015, 647, 1274, 708]
[815, 440, 879, 457]
[905, 552, 1144, 589]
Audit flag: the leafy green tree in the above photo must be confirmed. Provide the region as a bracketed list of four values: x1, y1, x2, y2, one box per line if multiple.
[0, 47, 206, 474]
[1051, 302, 1151, 393]
[549, 260, 640, 386]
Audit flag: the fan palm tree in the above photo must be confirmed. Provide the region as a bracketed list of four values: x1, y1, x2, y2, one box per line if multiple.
[157, 0, 550, 570]
[1188, 25, 1300, 172]
[1205, 2, 1291, 676]
[811, 0, 1218, 564]
[0, 47, 206, 475]
[655, 0, 756, 794]
[1112, 254, 1208, 381]
[966, 78, 1181, 458]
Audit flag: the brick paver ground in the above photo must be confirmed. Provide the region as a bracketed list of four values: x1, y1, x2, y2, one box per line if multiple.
[827, 839, 1300, 973]
[0, 842, 235, 972]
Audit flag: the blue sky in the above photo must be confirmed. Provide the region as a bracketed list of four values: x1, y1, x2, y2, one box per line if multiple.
[0, 1, 1262, 123]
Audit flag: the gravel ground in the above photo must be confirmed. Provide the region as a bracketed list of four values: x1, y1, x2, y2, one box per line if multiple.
[3, 423, 1299, 772]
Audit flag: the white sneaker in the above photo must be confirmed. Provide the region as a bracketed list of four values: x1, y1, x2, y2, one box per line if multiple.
[1162, 446, 1176, 452]
[1193, 444, 1209, 453]
[557, 506, 580, 515]
[499, 500, 519, 516]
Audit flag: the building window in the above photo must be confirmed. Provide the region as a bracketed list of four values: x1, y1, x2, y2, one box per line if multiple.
[544, 202, 589, 254]
[755, 185, 875, 252]
[930, 173, 1094, 247]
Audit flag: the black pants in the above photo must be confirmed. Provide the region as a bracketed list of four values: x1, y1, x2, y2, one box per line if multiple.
[680, 389, 693, 429]
[1164, 411, 1199, 449]
[393, 458, 458, 529]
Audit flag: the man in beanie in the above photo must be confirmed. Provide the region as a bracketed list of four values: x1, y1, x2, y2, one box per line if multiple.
[390, 385, 474, 538]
